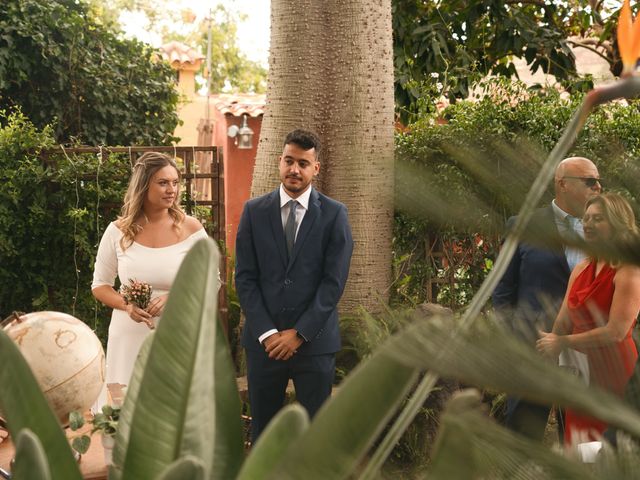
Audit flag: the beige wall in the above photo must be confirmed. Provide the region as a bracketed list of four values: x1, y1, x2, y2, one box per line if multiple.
[174, 96, 214, 145]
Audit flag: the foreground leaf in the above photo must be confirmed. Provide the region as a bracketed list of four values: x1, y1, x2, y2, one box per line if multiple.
[386, 314, 640, 438]
[12, 429, 52, 480]
[112, 331, 154, 473]
[237, 405, 309, 480]
[157, 455, 206, 480]
[122, 238, 243, 479]
[0, 329, 82, 480]
[268, 348, 420, 479]
[360, 372, 439, 479]
[429, 390, 595, 479]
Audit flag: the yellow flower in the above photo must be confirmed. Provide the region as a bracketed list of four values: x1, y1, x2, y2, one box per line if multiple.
[618, 0, 640, 75]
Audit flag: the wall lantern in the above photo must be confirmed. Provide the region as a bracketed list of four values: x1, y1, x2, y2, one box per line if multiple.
[227, 114, 254, 149]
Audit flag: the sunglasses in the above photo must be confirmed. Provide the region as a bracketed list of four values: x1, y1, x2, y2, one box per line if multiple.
[563, 176, 603, 188]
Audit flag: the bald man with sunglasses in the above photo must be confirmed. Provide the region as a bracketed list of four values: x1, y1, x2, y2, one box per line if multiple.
[493, 156, 602, 441]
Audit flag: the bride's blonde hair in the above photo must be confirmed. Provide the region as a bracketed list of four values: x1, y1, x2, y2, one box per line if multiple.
[116, 152, 185, 250]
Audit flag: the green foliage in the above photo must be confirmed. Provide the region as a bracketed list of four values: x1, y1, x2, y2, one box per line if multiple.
[194, 6, 267, 94]
[12, 429, 52, 480]
[87, 1, 267, 94]
[0, 110, 128, 339]
[92, 405, 120, 436]
[392, 78, 640, 309]
[115, 239, 244, 479]
[391, 0, 589, 120]
[0, 0, 180, 145]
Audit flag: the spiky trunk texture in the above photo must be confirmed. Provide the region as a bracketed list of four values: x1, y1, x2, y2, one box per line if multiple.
[252, 0, 394, 313]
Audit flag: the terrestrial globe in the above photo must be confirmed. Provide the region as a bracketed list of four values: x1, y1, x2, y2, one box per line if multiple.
[4, 311, 105, 423]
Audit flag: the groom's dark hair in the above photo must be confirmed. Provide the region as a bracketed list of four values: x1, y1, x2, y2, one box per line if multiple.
[284, 129, 322, 159]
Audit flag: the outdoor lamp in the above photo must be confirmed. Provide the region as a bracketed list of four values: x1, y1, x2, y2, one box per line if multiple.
[227, 114, 254, 149]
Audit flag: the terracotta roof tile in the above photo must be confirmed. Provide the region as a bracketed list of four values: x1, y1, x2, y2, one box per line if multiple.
[210, 93, 265, 117]
[159, 41, 205, 70]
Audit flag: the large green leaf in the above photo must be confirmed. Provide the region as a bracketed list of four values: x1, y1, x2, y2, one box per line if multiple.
[267, 348, 420, 479]
[210, 281, 244, 479]
[429, 390, 595, 479]
[112, 331, 154, 476]
[12, 428, 52, 480]
[121, 238, 243, 479]
[385, 314, 640, 438]
[237, 405, 309, 480]
[360, 372, 438, 479]
[157, 456, 206, 480]
[0, 329, 82, 480]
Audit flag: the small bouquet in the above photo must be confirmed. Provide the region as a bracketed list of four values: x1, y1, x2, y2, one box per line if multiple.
[120, 278, 152, 309]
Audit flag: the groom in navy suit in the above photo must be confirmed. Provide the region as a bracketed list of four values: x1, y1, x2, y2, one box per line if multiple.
[493, 156, 601, 440]
[235, 129, 353, 443]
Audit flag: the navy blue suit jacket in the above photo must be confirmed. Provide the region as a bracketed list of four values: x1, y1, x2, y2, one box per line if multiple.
[492, 206, 571, 344]
[235, 187, 353, 355]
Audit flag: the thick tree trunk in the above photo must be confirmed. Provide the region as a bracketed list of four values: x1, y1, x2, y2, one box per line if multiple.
[252, 0, 394, 313]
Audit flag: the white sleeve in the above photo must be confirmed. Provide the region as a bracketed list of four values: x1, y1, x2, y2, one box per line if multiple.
[91, 223, 119, 290]
[193, 228, 209, 241]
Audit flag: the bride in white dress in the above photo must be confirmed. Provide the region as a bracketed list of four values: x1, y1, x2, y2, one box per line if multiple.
[91, 152, 209, 408]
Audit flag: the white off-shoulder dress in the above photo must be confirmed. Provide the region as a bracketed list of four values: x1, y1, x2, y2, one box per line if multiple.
[92, 222, 209, 408]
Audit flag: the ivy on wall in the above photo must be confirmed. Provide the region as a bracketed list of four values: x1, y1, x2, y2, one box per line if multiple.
[0, 110, 129, 341]
[0, 0, 180, 146]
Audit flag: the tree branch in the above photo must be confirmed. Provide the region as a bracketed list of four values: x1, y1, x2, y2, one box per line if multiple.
[567, 38, 613, 65]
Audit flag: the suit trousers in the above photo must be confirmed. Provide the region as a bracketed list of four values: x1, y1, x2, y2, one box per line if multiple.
[505, 397, 552, 441]
[246, 348, 335, 443]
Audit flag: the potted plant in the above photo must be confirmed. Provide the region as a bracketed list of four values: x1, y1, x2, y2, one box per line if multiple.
[69, 405, 120, 465]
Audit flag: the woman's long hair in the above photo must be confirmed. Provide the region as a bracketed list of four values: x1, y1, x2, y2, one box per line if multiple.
[116, 152, 185, 250]
[585, 193, 640, 265]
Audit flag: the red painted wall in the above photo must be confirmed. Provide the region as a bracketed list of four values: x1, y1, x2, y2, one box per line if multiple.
[213, 114, 262, 254]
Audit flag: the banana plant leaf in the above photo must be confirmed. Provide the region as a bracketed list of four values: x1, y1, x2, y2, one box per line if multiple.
[121, 238, 243, 479]
[428, 390, 595, 480]
[0, 329, 82, 480]
[157, 455, 205, 480]
[385, 314, 640, 438]
[12, 428, 52, 480]
[111, 331, 154, 477]
[236, 405, 309, 480]
[267, 348, 420, 480]
[360, 372, 439, 479]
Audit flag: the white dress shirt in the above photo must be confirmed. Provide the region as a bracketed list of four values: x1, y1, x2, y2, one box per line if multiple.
[552, 199, 585, 272]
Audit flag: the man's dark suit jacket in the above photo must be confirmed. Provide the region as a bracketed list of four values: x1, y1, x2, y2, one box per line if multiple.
[492, 205, 572, 439]
[235, 187, 353, 355]
[492, 205, 571, 344]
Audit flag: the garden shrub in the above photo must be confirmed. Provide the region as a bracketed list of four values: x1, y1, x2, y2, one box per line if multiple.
[393, 78, 640, 310]
[0, 110, 129, 341]
[0, 0, 179, 145]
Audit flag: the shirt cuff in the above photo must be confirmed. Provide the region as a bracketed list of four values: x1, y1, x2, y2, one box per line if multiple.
[259, 329, 278, 345]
